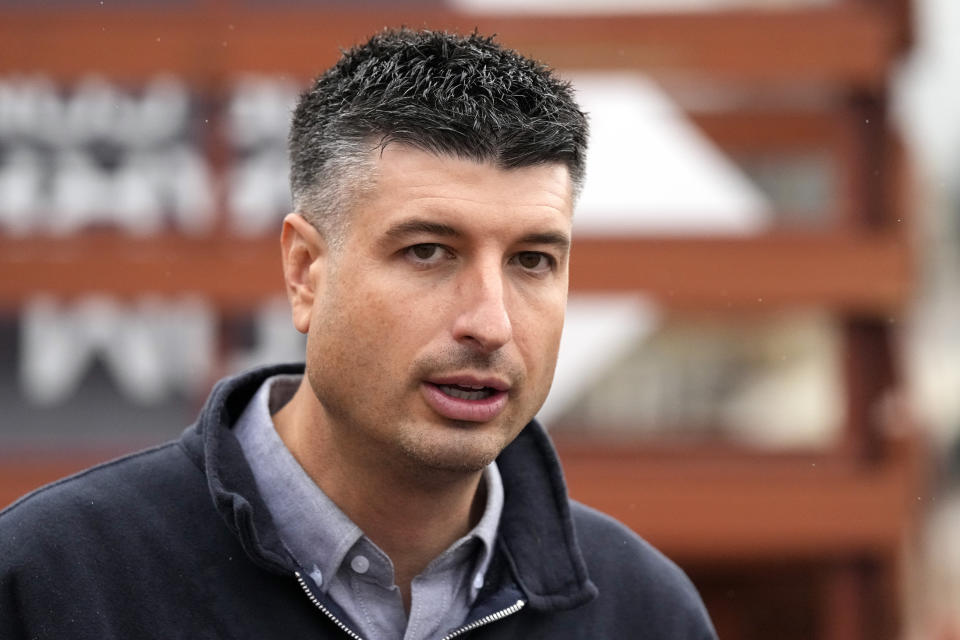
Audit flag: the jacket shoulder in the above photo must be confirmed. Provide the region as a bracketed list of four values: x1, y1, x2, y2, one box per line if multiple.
[0, 440, 205, 558]
[569, 500, 717, 639]
[3, 439, 196, 506]
[570, 499, 691, 585]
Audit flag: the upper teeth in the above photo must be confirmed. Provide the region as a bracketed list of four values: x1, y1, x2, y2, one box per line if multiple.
[440, 384, 491, 400]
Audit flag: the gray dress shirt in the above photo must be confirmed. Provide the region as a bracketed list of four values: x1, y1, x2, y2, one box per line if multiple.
[234, 374, 504, 640]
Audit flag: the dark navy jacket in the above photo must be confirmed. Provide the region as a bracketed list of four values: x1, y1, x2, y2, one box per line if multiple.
[0, 364, 716, 639]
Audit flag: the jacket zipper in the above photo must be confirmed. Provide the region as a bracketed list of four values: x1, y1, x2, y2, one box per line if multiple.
[296, 570, 524, 640]
[440, 599, 526, 639]
[294, 571, 365, 640]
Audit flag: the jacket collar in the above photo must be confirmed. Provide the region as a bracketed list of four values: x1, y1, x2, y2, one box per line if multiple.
[180, 364, 597, 612]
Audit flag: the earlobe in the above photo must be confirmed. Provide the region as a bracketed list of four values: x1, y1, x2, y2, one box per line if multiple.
[280, 213, 326, 334]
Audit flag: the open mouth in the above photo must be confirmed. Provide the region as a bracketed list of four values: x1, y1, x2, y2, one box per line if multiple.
[421, 379, 510, 422]
[436, 384, 497, 401]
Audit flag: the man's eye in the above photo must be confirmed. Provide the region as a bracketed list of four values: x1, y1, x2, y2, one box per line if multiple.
[405, 244, 449, 264]
[515, 252, 552, 272]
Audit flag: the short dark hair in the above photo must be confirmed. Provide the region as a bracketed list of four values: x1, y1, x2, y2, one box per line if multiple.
[288, 28, 588, 243]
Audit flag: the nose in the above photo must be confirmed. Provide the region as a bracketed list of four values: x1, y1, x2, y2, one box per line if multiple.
[452, 259, 513, 353]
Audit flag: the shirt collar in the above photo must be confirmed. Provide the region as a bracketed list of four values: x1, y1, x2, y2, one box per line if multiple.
[234, 374, 361, 593]
[233, 374, 503, 596]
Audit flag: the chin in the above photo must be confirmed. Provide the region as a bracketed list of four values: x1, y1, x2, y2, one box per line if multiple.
[397, 426, 513, 475]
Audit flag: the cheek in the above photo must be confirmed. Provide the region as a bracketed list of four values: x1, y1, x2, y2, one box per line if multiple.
[516, 302, 565, 376]
[319, 283, 433, 370]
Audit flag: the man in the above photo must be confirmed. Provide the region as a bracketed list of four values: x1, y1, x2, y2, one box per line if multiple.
[0, 29, 716, 639]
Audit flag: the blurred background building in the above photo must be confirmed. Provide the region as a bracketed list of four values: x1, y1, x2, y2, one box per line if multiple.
[0, 0, 957, 638]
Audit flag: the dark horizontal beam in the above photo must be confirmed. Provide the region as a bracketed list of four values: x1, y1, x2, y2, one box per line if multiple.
[0, 230, 911, 314]
[0, 6, 897, 90]
[569, 232, 912, 313]
[0, 437, 923, 559]
[555, 437, 923, 561]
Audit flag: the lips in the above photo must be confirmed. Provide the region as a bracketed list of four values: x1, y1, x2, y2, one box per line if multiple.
[421, 376, 510, 422]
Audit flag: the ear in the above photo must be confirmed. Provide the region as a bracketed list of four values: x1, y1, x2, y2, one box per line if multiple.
[280, 213, 326, 334]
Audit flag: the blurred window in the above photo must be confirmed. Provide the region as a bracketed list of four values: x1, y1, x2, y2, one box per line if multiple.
[550, 312, 844, 449]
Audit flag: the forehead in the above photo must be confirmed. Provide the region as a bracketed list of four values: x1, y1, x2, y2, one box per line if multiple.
[350, 145, 574, 233]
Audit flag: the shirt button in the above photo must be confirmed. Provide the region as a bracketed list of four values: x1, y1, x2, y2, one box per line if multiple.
[309, 566, 324, 586]
[473, 573, 484, 590]
[350, 555, 370, 574]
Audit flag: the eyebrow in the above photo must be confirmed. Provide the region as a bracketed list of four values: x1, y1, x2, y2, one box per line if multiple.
[519, 231, 571, 252]
[382, 217, 571, 252]
[384, 219, 460, 240]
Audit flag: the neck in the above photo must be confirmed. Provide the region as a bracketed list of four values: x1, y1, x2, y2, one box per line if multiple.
[272, 379, 487, 608]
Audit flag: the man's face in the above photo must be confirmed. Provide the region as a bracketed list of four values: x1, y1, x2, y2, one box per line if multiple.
[302, 145, 573, 475]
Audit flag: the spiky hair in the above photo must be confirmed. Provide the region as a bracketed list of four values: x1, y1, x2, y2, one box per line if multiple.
[288, 28, 588, 240]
